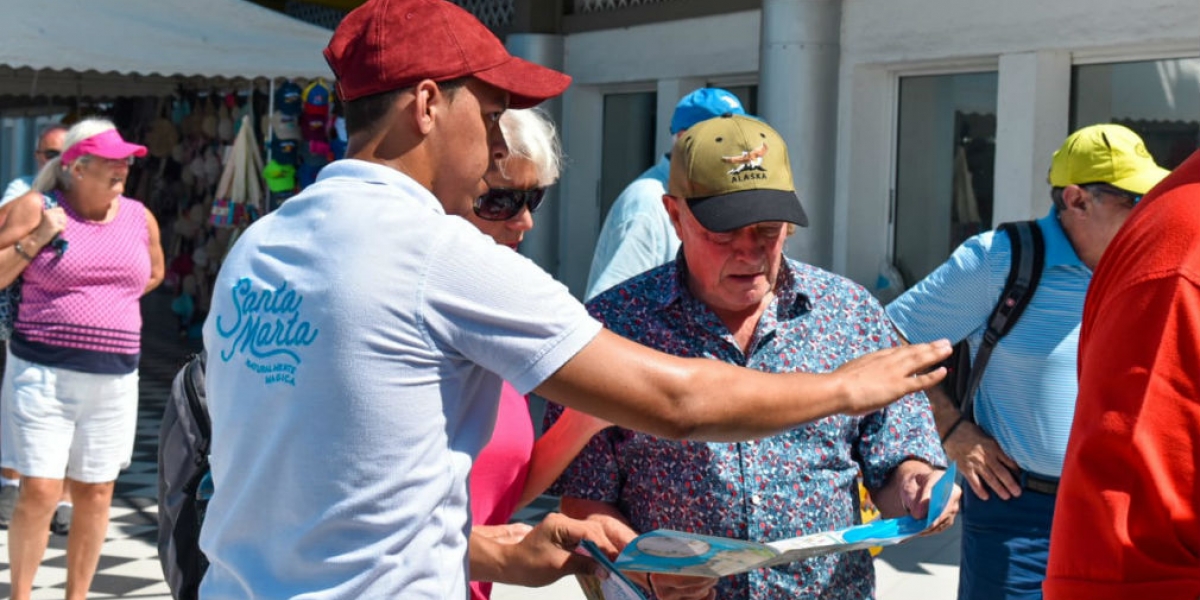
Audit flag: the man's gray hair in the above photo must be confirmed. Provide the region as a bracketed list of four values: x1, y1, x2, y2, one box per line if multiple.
[36, 123, 67, 146]
[498, 108, 564, 187]
[1049, 187, 1065, 212]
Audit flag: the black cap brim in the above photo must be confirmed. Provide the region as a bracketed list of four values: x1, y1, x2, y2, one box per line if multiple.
[687, 189, 808, 233]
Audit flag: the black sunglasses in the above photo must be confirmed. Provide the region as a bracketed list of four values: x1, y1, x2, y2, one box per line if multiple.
[38, 149, 61, 160]
[473, 187, 547, 221]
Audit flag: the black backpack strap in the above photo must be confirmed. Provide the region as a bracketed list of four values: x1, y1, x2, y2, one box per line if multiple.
[960, 221, 1044, 422]
[183, 351, 211, 456]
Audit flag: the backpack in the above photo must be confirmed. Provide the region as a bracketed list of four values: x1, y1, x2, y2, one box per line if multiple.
[157, 352, 211, 600]
[941, 221, 1045, 422]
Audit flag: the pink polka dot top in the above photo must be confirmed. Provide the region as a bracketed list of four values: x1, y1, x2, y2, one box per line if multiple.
[11, 194, 151, 374]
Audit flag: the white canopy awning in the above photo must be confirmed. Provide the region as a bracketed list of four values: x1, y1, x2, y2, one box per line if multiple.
[0, 0, 334, 99]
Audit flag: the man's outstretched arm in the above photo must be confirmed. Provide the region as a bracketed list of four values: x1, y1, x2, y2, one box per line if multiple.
[536, 328, 951, 443]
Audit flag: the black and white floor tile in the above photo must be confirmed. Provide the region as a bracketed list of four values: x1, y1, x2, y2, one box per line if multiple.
[0, 292, 198, 599]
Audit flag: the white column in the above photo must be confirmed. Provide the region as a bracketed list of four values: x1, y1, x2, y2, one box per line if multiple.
[506, 33, 566, 275]
[758, 0, 842, 269]
[832, 64, 893, 286]
[993, 51, 1070, 224]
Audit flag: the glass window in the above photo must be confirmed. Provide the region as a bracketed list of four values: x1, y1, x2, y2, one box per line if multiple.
[1, 117, 30, 187]
[893, 72, 999, 287]
[718, 85, 759, 116]
[1072, 57, 1200, 170]
[600, 91, 657, 220]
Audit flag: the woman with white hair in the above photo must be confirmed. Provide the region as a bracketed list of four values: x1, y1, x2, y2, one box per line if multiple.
[462, 108, 611, 599]
[0, 117, 164, 600]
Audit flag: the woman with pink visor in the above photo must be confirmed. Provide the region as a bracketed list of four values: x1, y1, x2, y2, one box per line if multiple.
[0, 118, 164, 600]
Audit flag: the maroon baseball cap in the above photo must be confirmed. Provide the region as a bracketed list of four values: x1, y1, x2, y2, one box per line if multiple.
[324, 0, 571, 109]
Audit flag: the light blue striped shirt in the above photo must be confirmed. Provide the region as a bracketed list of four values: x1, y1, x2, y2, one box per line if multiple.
[886, 210, 1088, 477]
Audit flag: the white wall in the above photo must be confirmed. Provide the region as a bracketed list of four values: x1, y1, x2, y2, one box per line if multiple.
[833, 0, 1200, 288]
[564, 12, 760, 85]
[841, 0, 1198, 63]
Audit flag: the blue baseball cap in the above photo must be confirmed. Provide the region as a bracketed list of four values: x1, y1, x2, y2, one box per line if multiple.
[274, 81, 302, 117]
[670, 88, 747, 134]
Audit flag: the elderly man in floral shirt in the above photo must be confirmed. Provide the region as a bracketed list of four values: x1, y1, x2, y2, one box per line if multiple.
[547, 115, 958, 600]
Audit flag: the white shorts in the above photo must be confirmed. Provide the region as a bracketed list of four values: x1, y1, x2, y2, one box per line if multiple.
[0, 349, 139, 483]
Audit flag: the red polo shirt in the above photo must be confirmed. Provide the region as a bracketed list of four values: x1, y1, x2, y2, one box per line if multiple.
[1045, 150, 1200, 599]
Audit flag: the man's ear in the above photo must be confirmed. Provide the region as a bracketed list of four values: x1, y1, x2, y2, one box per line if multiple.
[1060, 184, 1091, 214]
[411, 80, 442, 136]
[662, 194, 684, 236]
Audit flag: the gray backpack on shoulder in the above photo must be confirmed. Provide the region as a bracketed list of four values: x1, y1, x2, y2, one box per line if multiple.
[157, 352, 211, 600]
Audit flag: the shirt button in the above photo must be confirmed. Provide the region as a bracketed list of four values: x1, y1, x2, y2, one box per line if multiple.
[751, 494, 762, 505]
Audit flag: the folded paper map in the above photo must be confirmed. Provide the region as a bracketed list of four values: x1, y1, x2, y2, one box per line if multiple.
[609, 463, 958, 577]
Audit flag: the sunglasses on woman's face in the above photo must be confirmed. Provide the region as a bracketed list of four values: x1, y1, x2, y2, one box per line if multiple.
[473, 187, 547, 221]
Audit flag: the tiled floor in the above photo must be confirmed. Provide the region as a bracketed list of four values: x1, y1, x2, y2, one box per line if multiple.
[0, 291, 198, 599]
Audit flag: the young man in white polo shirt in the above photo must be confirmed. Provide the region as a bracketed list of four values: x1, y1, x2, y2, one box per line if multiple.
[200, 1, 953, 598]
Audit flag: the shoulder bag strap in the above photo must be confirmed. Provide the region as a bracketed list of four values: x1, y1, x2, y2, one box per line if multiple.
[960, 220, 1045, 422]
[40, 191, 68, 256]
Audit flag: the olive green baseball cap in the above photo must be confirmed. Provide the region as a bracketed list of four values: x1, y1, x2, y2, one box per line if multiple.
[1048, 124, 1170, 195]
[668, 114, 808, 232]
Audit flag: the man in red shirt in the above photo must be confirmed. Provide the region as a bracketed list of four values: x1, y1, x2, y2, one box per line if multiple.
[1045, 149, 1200, 599]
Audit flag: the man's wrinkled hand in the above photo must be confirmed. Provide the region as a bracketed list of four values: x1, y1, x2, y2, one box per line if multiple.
[897, 467, 962, 535]
[943, 420, 1021, 500]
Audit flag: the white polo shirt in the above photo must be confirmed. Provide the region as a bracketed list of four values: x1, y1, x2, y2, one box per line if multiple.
[200, 159, 602, 599]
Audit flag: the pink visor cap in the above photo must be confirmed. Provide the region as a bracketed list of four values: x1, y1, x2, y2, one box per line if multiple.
[62, 129, 148, 165]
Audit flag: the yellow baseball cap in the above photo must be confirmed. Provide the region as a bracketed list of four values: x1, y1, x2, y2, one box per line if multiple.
[668, 114, 808, 232]
[1048, 124, 1170, 195]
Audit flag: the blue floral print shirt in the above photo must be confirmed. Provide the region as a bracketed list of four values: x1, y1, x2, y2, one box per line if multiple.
[546, 257, 946, 600]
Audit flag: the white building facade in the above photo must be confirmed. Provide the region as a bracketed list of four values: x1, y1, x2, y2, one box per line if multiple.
[497, 0, 1199, 297]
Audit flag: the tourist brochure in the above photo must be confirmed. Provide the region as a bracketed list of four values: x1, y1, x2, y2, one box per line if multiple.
[576, 539, 648, 600]
[608, 463, 958, 578]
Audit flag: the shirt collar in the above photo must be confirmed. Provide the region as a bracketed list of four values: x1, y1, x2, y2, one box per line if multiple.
[316, 159, 445, 215]
[1037, 208, 1085, 268]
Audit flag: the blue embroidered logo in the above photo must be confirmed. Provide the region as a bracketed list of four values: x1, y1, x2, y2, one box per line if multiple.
[214, 278, 319, 386]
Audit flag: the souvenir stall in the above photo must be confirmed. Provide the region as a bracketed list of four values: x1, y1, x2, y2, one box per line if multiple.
[0, 0, 336, 336]
[158, 79, 343, 337]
